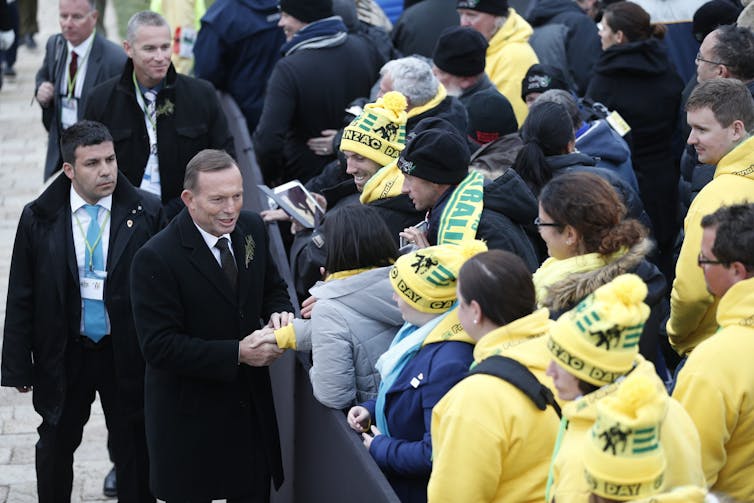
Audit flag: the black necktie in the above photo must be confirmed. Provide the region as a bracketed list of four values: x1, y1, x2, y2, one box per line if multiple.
[215, 237, 237, 292]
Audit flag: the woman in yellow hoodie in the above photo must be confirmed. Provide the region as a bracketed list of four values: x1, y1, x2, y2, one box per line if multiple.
[428, 250, 560, 503]
[545, 274, 705, 503]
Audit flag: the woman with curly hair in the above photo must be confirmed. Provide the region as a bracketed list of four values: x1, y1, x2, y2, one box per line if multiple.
[533, 171, 668, 373]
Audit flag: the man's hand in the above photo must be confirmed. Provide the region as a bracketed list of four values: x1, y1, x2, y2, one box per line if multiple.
[267, 311, 294, 329]
[36, 81, 55, 107]
[362, 425, 381, 449]
[306, 129, 338, 156]
[300, 295, 318, 319]
[239, 329, 283, 367]
[347, 405, 371, 433]
[399, 225, 430, 248]
[260, 208, 291, 223]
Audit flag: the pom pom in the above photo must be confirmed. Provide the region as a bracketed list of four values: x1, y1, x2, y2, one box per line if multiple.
[380, 91, 408, 116]
[609, 375, 657, 419]
[457, 239, 488, 261]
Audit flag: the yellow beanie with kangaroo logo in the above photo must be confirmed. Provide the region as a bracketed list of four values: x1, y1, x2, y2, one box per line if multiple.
[583, 373, 668, 501]
[390, 240, 487, 314]
[547, 274, 650, 386]
[340, 91, 408, 167]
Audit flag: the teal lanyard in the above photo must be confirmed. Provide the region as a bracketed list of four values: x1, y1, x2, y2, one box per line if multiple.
[545, 415, 569, 503]
[132, 71, 157, 130]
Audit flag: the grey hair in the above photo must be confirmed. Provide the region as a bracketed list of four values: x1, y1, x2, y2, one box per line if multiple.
[380, 57, 439, 107]
[126, 10, 169, 44]
[535, 89, 581, 131]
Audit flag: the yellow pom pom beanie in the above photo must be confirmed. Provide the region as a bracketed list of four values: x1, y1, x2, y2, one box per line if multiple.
[340, 91, 408, 167]
[583, 373, 668, 501]
[547, 274, 650, 386]
[390, 240, 488, 314]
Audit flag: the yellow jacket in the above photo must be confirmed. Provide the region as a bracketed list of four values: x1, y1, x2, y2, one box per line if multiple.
[672, 277, 754, 502]
[485, 8, 539, 125]
[667, 135, 754, 355]
[550, 357, 705, 503]
[428, 310, 560, 503]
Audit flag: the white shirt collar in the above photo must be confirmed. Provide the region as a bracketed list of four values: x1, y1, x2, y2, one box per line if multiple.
[193, 222, 233, 252]
[70, 187, 112, 214]
[67, 30, 95, 58]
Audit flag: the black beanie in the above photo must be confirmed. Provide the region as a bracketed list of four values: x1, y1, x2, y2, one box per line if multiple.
[466, 88, 518, 145]
[279, 0, 334, 23]
[433, 26, 489, 77]
[693, 0, 742, 42]
[398, 119, 470, 184]
[456, 0, 509, 16]
[521, 64, 570, 101]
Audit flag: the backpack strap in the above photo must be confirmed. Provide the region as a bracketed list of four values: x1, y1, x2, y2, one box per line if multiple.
[469, 355, 562, 418]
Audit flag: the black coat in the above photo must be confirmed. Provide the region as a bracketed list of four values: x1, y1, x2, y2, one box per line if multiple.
[35, 32, 127, 179]
[130, 209, 293, 501]
[1, 173, 165, 424]
[586, 39, 684, 251]
[253, 33, 382, 185]
[392, 0, 459, 58]
[85, 61, 235, 217]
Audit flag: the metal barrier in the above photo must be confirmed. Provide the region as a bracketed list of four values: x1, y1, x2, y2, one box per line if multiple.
[217, 93, 400, 503]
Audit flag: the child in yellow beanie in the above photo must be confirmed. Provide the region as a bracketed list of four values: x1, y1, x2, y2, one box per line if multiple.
[347, 240, 486, 503]
[545, 274, 705, 503]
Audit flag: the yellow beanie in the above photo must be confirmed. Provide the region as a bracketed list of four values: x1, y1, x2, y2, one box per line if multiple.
[390, 240, 487, 314]
[340, 91, 408, 167]
[631, 486, 708, 502]
[547, 274, 650, 386]
[583, 373, 668, 501]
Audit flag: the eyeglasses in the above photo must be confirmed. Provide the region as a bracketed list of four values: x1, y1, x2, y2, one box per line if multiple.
[695, 52, 726, 66]
[534, 217, 563, 228]
[697, 253, 726, 267]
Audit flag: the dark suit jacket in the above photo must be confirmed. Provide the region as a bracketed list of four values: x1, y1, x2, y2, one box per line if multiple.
[85, 61, 235, 217]
[1, 173, 165, 424]
[35, 33, 127, 180]
[130, 209, 292, 500]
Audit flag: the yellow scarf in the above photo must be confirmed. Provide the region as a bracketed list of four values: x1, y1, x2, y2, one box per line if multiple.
[422, 307, 476, 346]
[532, 253, 610, 307]
[436, 171, 486, 246]
[325, 266, 377, 282]
[360, 159, 404, 204]
[406, 83, 447, 120]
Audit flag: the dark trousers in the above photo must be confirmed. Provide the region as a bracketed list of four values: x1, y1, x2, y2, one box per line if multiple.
[17, 0, 37, 36]
[35, 340, 153, 503]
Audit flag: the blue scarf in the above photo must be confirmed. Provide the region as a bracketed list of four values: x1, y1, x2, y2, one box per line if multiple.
[280, 16, 348, 56]
[373, 313, 447, 437]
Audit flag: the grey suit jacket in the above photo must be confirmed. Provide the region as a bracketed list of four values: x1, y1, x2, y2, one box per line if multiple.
[35, 32, 126, 180]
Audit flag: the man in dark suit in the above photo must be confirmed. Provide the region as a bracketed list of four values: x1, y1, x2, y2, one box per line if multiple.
[85, 10, 234, 220]
[1, 121, 165, 502]
[131, 149, 294, 502]
[35, 0, 126, 180]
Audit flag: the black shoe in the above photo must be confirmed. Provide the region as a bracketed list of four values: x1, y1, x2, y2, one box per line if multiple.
[24, 34, 37, 49]
[103, 466, 117, 498]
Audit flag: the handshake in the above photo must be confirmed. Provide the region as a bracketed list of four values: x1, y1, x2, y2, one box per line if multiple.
[238, 311, 294, 367]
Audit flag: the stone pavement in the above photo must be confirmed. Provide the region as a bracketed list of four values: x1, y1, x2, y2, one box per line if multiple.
[0, 0, 120, 501]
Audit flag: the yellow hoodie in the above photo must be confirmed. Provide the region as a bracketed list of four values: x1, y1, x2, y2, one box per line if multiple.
[428, 310, 560, 503]
[668, 135, 754, 355]
[485, 8, 539, 125]
[550, 357, 705, 503]
[672, 277, 754, 502]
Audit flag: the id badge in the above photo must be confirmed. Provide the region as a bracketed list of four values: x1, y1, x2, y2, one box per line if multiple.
[80, 275, 105, 301]
[61, 97, 78, 130]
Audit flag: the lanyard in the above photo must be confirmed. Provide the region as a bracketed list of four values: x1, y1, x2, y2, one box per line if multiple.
[132, 72, 158, 131]
[66, 29, 95, 99]
[74, 208, 111, 272]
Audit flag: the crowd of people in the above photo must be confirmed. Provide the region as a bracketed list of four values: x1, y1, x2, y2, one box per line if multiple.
[1, 0, 754, 502]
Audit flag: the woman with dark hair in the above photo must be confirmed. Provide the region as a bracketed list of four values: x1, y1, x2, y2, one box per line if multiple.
[586, 0, 684, 280]
[513, 101, 646, 222]
[533, 172, 668, 374]
[428, 250, 560, 503]
[272, 204, 403, 410]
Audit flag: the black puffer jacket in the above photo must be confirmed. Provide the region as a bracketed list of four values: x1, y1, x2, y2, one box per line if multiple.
[428, 169, 541, 272]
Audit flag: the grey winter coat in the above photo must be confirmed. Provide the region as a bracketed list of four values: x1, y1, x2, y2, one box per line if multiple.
[292, 267, 403, 410]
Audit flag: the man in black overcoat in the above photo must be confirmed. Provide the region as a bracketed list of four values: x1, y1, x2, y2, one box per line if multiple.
[130, 149, 294, 502]
[1, 120, 165, 502]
